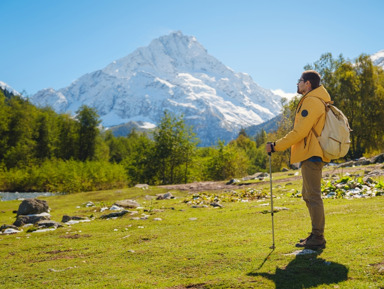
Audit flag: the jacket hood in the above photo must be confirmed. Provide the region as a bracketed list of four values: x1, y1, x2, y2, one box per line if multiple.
[305, 85, 331, 102]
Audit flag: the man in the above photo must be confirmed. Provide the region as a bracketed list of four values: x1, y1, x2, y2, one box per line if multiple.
[266, 70, 331, 250]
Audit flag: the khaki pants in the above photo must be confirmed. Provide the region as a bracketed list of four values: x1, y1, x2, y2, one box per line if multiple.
[301, 160, 325, 236]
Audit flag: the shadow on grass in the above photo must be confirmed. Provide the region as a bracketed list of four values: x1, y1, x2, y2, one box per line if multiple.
[248, 251, 349, 289]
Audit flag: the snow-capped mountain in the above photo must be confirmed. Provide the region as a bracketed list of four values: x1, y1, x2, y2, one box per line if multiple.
[29, 31, 282, 146]
[371, 49, 384, 67]
[0, 81, 20, 96]
[371, 50, 384, 68]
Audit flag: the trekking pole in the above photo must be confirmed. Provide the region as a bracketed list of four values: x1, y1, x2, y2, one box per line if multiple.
[268, 152, 276, 250]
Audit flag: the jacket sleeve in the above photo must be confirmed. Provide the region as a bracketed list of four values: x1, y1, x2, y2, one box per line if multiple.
[274, 97, 324, 151]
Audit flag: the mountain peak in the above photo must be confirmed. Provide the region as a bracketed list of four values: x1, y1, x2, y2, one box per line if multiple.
[30, 32, 282, 146]
[103, 31, 219, 79]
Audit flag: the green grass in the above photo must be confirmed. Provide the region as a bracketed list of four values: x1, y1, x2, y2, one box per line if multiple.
[1, 173, 384, 288]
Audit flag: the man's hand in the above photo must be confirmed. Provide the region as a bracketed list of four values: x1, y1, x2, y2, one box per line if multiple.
[266, 142, 275, 154]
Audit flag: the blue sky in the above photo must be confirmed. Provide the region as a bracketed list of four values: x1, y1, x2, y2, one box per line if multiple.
[1, 0, 383, 96]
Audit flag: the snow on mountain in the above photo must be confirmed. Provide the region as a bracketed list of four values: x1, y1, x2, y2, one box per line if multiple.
[0, 81, 20, 96]
[29, 31, 283, 146]
[371, 49, 384, 67]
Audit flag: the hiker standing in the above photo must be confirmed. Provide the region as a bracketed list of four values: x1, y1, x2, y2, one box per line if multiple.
[266, 70, 331, 249]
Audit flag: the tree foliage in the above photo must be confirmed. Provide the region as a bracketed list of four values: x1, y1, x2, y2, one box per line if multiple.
[305, 53, 384, 158]
[152, 111, 198, 184]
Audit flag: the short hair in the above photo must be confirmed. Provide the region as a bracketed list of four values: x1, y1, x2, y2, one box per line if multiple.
[302, 70, 321, 89]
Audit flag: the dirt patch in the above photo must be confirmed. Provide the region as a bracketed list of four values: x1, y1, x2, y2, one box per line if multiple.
[371, 261, 384, 274]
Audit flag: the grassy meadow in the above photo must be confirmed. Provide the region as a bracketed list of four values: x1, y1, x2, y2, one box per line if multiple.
[1, 165, 384, 289]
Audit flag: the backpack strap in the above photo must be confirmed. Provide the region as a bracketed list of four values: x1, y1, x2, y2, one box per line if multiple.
[311, 98, 332, 137]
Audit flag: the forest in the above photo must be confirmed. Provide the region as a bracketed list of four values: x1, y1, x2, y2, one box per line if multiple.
[1, 53, 383, 193]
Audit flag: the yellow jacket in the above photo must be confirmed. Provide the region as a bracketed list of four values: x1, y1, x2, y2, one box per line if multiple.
[274, 85, 331, 164]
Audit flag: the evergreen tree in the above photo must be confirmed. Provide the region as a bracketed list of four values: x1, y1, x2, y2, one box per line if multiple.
[76, 105, 101, 161]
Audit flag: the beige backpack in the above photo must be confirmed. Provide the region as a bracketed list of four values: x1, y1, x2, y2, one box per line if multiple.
[312, 100, 352, 160]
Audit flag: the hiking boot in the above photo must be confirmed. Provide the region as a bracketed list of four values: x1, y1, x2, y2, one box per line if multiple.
[299, 233, 313, 243]
[296, 234, 326, 249]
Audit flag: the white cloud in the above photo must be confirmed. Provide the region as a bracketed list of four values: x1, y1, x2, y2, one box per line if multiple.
[271, 89, 297, 101]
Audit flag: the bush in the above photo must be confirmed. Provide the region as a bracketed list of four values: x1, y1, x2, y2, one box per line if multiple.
[0, 160, 127, 193]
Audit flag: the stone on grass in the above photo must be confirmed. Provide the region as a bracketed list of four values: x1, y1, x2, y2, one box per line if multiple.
[36, 220, 63, 228]
[3, 228, 22, 234]
[135, 184, 149, 189]
[17, 199, 49, 216]
[100, 210, 130, 219]
[114, 199, 140, 209]
[156, 192, 174, 200]
[62, 215, 88, 223]
[14, 214, 51, 227]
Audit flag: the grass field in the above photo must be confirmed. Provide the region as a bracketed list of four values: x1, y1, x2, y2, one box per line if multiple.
[1, 166, 383, 288]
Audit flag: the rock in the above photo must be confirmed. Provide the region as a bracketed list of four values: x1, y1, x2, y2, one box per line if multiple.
[14, 214, 51, 227]
[366, 169, 384, 177]
[226, 179, 241, 185]
[109, 205, 123, 211]
[3, 228, 21, 234]
[338, 161, 354, 168]
[135, 184, 149, 189]
[84, 201, 95, 207]
[281, 167, 289, 172]
[17, 199, 49, 216]
[210, 202, 223, 208]
[371, 153, 384, 164]
[100, 210, 130, 219]
[355, 157, 372, 166]
[1, 224, 19, 231]
[36, 220, 63, 228]
[61, 215, 88, 223]
[114, 200, 140, 208]
[1, 225, 22, 234]
[156, 192, 174, 200]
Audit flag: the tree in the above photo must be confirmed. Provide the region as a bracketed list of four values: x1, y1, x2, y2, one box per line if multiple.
[207, 140, 249, 180]
[304, 53, 384, 158]
[57, 113, 78, 160]
[76, 105, 101, 161]
[3, 95, 38, 168]
[152, 111, 198, 184]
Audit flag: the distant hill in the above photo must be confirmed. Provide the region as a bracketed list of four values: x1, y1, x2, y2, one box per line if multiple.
[245, 113, 282, 136]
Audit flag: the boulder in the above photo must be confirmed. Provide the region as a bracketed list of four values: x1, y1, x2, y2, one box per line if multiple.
[17, 199, 49, 216]
[114, 200, 140, 208]
[36, 220, 63, 228]
[14, 214, 51, 227]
